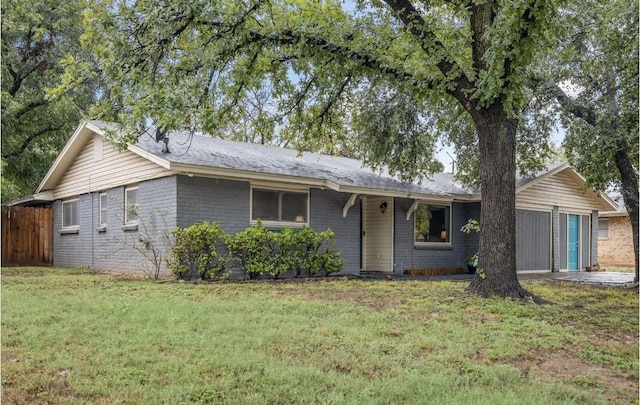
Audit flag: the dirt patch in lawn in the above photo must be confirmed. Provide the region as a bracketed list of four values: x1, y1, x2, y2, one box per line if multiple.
[514, 351, 638, 403]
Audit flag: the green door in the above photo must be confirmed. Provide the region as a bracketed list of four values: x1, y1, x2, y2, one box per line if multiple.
[568, 214, 579, 271]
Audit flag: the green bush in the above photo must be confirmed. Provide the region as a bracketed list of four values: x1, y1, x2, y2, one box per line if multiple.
[168, 220, 344, 280]
[227, 222, 344, 279]
[167, 221, 230, 280]
[318, 229, 343, 276]
[226, 220, 280, 279]
[291, 227, 343, 276]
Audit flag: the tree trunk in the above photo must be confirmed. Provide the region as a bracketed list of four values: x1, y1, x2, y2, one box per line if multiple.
[466, 103, 532, 297]
[613, 145, 639, 283]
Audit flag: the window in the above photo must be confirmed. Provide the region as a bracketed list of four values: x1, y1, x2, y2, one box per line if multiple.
[598, 219, 609, 238]
[99, 193, 107, 227]
[125, 187, 138, 224]
[62, 199, 79, 229]
[251, 188, 308, 224]
[414, 203, 451, 244]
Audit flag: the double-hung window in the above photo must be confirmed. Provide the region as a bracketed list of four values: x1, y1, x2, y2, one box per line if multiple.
[99, 193, 107, 227]
[598, 219, 609, 239]
[414, 203, 451, 245]
[62, 199, 79, 229]
[124, 187, 139, 224]
[251, 188, 308, 225]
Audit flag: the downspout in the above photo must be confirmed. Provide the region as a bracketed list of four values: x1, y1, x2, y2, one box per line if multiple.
[552, 206, 560, 272]
[89, 174, 94, 268]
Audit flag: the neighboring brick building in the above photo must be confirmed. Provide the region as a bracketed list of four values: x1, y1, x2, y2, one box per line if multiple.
[598, 209, 635, 267]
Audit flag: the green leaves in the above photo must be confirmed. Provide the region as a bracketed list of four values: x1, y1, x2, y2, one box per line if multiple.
[167, 221, 230, 280]
[171, 220, 343, 280]
[1, 0, 100, 202]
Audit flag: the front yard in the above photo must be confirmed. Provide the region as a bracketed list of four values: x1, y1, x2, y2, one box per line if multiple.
[2, 267, 638, 404]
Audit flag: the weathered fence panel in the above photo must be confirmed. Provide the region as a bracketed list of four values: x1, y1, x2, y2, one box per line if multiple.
[2, 207, 53, 266]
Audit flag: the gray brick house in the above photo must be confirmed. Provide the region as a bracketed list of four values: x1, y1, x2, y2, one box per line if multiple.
[28, 121, 617, 277]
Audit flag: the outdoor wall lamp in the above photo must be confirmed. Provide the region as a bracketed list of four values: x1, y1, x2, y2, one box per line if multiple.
[379, 201, 388, 214]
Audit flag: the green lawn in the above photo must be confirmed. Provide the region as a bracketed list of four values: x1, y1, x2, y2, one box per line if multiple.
[2, 267, 638, 404]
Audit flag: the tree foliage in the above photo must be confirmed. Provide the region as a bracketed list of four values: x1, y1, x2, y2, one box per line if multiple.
[1, 0, 99, 202]
[537, 0, 639, 279]
[69, 0, 561, 298]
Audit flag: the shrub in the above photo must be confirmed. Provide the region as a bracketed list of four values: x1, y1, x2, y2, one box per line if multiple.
[291, 227, 343, 277]
[318, 229, 343, 276]
[167, 221, 230, 280]
[291, 226, 323, 277]
[226, 220, 280, 279]
[169, 220, 344, 280]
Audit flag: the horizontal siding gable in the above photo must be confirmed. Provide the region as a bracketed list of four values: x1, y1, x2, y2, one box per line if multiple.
[54, 133, 172, 199]
[516, 170, 605, 213]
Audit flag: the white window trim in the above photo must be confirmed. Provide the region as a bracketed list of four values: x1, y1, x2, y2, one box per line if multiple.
[414, 202, 453, 247]
[62, 198, 80, 230]
[99, 193, 107, 227]
[124, 186, 139, 224]
[250, 186, 310, 227]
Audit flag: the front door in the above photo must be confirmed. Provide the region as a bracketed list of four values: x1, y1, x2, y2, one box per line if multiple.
[568, 214, 580, 271]
[362, 196, 393, 272]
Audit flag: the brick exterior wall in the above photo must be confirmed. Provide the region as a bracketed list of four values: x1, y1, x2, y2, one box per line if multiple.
[598, 215, 635, 266]
[175, 176, 361, 276]
[176, 175, 250, 233]
[393, 200, 480, 273]
[53, 177, 178, 276]
[309, 189, 361, 274]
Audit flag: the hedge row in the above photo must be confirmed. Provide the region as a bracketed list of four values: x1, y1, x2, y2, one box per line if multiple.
[167, 220, 343, 280]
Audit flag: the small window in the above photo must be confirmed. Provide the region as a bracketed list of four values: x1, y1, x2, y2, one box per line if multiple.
[251, 188, 308, 225]
[598, 219, 609, 238]
[99, 193, 107, 227]
[125, 187, 138, 224]
[62, 199, 79, 229]
[415, 203, 451, 244]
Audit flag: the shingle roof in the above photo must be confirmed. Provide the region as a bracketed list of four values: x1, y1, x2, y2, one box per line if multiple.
[105, 121, 472, 198]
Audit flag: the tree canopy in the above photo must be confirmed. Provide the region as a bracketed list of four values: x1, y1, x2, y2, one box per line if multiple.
[1, 0, 99, 203]
[68, 0, 564, 297]
[539, 0, 638, 279]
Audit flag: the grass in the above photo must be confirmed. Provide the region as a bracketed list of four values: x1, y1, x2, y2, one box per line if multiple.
[2, 267, 638, 404]
[599, 265, 635, 273]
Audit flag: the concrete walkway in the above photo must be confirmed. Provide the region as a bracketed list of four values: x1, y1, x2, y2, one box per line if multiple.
[519, 271, 637, 287]
[360, 271, 638, 287]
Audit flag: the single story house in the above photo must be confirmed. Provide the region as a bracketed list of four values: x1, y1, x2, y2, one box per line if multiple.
[28, 120, 617, 277]
[598, 200, 635, 267]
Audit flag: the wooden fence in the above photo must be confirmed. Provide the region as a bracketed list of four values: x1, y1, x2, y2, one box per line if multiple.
[2, 206, 53, 267]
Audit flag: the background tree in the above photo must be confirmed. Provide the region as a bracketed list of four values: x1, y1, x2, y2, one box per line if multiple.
[537, 0, 638, 281]
[1, 0, 98, 203]
[74, 0, 560, 298]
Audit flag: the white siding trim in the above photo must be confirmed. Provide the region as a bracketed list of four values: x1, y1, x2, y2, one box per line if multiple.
[52, 133, 172, 200]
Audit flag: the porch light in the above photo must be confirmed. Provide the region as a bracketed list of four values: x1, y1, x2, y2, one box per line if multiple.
[379, 201, 388, 214]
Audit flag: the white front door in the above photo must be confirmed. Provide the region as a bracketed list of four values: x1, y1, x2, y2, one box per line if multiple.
[362, 196, 394, 272]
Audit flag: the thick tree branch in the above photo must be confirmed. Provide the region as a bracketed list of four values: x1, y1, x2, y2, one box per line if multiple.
[502, 2, 539, 80]
[382, 0, 473, 99]
[2, 124, 65, 160]
[543, 80, 597, 125]
[13, 99, 49, 120]
[253, 29, 439, 91]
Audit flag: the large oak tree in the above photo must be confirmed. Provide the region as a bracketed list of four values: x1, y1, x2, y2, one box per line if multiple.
[78, 0, 560, 297]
